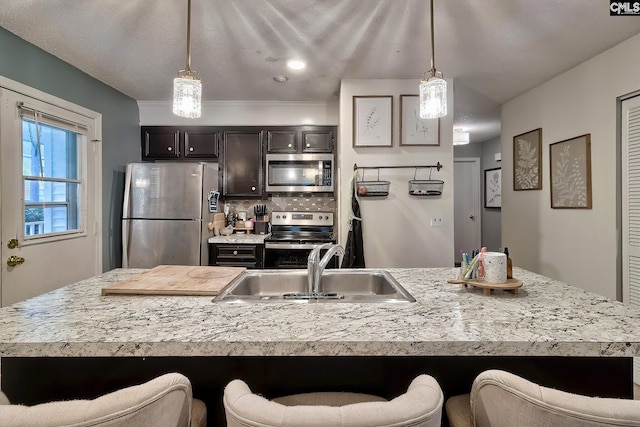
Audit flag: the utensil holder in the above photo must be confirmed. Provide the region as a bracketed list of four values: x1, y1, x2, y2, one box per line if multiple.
[356, 168, 389, 197]
[408, 167, 444, 196]
[408, 180, 444, 196]
[356, 180, 390, 197]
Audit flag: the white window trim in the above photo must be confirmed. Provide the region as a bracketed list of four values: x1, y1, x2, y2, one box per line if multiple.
[0, 75, 103, 262]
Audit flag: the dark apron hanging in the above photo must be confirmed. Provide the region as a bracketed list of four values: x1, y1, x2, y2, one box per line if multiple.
[341, 174, 365, 268]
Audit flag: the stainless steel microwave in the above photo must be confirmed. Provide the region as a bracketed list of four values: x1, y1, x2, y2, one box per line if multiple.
[265, 153, 334, 193]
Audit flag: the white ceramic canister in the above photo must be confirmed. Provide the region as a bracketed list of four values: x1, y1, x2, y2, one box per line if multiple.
[482, 252, 507, 283]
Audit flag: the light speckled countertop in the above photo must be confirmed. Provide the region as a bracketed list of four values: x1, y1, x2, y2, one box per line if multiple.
[208, 233, 270, 244]
[1, 267, 640, 358]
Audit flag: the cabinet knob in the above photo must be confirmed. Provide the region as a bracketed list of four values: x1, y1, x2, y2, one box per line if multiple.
[287, 143, 292, 148]
[189, 147, 194, 152]
[306, 143, 310, 147]
[167, 147, 172, 151]
[251, 186, 256, 191]
[233, 250, 238, 255]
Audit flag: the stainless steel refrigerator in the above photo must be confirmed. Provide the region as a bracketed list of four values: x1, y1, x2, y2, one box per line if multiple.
[122, 162, 218, 268]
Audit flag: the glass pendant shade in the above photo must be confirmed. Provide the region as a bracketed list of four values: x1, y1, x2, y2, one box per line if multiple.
[419, 75, 447, 119]
[172, 71, 202, 118]
[453, 130, 470, 145]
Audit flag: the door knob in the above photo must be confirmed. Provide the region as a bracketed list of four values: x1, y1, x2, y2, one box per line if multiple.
[469, 214, 475, 220]
[7, 255, 25, 267]
[7, 239, 18, 249]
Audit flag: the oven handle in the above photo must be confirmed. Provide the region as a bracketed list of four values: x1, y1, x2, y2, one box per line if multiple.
[265, 242, 327, 250]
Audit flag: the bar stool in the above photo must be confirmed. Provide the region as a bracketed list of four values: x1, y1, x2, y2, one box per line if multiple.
[0, 372, 206, 426]
[446, 369, 640, 427]
[223, 374, 443, 426]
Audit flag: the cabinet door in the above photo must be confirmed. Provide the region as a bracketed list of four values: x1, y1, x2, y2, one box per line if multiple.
[184, 129, 218, 159]
[302, 128, 334, 152]
[222, 130, 263, 197]
[266, 129, 298, 153]
[142, 127, 180, 159]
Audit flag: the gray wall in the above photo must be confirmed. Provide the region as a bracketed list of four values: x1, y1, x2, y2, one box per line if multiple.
[0, 27, 140, 271]
[454, 138, 502, 251]
[479, 137, 502, 251]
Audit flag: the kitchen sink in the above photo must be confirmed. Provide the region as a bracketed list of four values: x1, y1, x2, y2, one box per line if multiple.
[213, 269, 416, 303]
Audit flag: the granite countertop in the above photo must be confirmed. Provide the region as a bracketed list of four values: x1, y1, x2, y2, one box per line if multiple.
[208, 233, 270, 244]
[1, 267, 640, 358]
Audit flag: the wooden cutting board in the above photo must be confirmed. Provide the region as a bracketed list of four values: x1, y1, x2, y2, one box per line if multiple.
[101, 265, 246, 296]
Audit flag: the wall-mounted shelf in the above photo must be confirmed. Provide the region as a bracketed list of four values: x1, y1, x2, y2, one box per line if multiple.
[353, 162, 444, 198]
[353, 162, 443, 172]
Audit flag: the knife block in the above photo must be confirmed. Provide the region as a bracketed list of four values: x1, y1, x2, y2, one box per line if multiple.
[254, 221, 269, 235]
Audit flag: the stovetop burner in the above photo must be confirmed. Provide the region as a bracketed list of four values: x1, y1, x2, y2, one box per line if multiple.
[267, 211, 335, 243]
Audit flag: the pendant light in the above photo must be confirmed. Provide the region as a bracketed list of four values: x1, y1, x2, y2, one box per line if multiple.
[419, 0, 447, 119]
[172, 0, 202, 118]
[453, 128, 470, 145]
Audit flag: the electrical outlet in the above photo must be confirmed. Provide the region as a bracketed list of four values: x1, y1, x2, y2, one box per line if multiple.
[431, 215, 444, 227]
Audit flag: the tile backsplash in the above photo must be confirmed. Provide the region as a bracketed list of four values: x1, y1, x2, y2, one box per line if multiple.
[223, 195, 336, 217]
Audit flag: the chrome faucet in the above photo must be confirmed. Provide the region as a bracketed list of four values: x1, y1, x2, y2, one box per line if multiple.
[307, 243, 344, 294]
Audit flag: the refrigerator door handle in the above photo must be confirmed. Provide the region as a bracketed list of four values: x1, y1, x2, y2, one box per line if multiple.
[122, 220, 129, 268]
[122, 164, 132, 219]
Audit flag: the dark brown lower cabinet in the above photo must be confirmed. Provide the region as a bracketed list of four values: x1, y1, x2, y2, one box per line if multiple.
[208, 243, 264, 269]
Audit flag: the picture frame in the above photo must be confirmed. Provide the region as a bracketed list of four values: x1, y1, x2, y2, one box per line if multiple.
[352, 96, 393, 147]
[484, 167, 502, 208]
[513, 128, 542, 191]
[549, 134, 592, 209]
[399, 94, 439, 146]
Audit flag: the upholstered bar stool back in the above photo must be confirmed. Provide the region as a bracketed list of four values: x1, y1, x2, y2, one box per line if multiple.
[446, 369, 640, 427]
[223, 374, 444, 427]
[0, 372, 206, 427]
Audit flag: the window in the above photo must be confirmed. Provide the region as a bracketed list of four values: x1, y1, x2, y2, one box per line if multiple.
[20, 108, 86, 239]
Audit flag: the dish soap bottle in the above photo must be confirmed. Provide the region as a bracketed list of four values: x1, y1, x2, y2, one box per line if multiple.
[504, 247, 513, 279]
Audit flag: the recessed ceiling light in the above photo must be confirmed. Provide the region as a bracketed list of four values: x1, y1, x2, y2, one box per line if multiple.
[273, 76, 289, 83]
[287, 59, 306, 70]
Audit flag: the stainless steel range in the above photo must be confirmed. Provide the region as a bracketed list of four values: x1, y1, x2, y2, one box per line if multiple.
[264, 211, 338, 269]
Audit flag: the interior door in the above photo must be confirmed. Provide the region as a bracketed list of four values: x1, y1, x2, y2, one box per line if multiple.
[454, 158, 481, 264]
[0, 87, 101, 306]
[621, 93, 640, 382]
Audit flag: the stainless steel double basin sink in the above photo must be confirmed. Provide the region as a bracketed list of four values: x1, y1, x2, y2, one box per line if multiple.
[214, 269, 416, 303]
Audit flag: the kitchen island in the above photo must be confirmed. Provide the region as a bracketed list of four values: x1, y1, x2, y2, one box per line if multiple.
[1, 267, 639, 425]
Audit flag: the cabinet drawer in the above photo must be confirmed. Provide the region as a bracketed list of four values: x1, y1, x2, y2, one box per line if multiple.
[209, 243, 264, 269]
[216, 245, 259, 259]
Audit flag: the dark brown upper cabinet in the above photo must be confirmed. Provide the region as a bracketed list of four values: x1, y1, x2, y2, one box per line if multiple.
[141, 126, 218, 161]
[221, 129, 264, 198]
[266, 126, 335, 153]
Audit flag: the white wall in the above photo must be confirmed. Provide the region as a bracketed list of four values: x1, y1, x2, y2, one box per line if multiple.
[502, 32, 640, 300]
[138, 100, 338, 125]
[338, 79, 454, 267]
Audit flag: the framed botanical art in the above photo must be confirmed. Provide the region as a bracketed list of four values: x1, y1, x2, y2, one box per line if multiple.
[484, 167, 502, 208]
[399, 94, 439, 146]
[352, 96, 393, 147]
[513, 128, 542, 191]
[549, 134, 592, 209]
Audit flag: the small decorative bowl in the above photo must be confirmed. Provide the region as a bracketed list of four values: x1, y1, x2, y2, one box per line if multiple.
[219, 227, 233, 236]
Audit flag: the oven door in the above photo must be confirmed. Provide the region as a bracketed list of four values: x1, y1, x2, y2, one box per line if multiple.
[264, 242, 339, 269]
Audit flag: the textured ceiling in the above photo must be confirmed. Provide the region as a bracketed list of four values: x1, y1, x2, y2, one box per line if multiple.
[2, 0, 640, 143]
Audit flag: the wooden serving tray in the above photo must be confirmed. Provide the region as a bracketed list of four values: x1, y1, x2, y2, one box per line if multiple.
[102, 265, 246, 296]
[447, 277, 523, 296]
